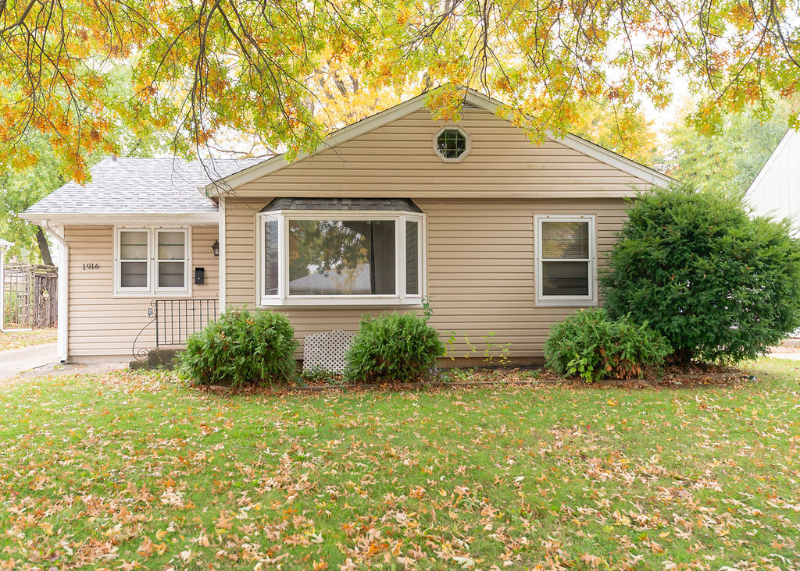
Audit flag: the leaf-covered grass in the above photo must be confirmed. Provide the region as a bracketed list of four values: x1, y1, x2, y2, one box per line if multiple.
[1, 360, 799, 569]
[0, 328, 57, 352]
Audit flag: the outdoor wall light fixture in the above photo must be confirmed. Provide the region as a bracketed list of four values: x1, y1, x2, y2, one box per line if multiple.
[212, 239, 220, 257]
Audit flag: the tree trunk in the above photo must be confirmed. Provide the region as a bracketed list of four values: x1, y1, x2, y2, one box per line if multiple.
[673, 346, 693, 369]
[36, 227, 53, 266]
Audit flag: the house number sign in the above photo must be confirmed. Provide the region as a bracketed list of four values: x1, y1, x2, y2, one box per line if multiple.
[82, 263, 100, 270]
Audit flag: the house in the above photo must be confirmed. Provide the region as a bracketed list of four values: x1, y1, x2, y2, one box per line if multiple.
[745, 129, 800, 234]
[21, 89, 670, 364]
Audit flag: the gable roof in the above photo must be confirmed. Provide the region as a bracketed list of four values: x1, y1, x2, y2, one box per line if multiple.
[745, 128, 795, 197]
[21, 157, 261, 221]
[204, 88, 671, 196]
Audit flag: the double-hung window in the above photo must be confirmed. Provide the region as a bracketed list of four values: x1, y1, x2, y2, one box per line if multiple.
[118, 230, 150, 291]
[258, 199, 425, 306]
[535, 215, 596, 305]
[115, 227, 190, 295]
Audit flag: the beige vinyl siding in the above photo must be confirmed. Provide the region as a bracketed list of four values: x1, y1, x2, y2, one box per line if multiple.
[65, 225, 219, 359]
[232, 108, 650, 199]
[225, 197, 627, 359]
[223, 108, 639, 359]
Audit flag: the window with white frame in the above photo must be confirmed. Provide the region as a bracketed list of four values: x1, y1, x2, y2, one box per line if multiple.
[115, 227, 190, 295]
[257, 199, 424, 306]
[535, 215, 596, 305]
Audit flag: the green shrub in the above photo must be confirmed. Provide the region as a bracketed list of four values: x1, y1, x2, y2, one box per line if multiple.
[177, 308, 298, 387]
[344, 312, 445, 383]
[544, 308, 672, 382]
[600, 184, 800, 364]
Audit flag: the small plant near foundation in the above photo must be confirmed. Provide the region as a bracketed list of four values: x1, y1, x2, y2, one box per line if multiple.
[177, 308, 298, 387]
[439, 367, 475, 383]
[544, 308, 671, 383]
[298, 365, 342, 385]
[443, 331, 511, 364]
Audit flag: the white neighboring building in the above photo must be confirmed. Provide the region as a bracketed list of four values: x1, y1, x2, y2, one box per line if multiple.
[745, 129, 800, 234]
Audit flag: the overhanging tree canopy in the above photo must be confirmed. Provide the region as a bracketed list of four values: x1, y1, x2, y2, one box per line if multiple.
[1, 0, 798, 179]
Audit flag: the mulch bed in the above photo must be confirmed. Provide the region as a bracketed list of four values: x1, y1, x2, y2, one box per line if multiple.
[196, 364, 754, 395]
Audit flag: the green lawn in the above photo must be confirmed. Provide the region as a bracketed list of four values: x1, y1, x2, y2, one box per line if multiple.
[1, 361, 799, 569]
[0, 328, 58, 352]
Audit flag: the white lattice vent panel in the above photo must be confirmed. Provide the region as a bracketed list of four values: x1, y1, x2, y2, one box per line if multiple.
[303, 330, 355, 372]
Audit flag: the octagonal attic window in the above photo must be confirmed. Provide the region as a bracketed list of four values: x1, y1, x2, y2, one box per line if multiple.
[435, 127, 469, 161]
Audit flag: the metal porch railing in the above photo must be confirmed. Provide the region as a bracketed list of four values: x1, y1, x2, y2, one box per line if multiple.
[152, 298, 219, 347]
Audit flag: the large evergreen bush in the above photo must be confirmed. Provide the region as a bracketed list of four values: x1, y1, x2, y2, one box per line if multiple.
[600, 185, 800, 364]
[177, 308, 298, 386]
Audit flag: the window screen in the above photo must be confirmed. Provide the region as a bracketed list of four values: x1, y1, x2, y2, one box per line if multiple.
[157, 231, 186, 289]
[119, 230, 148, 288]
[540, 220, 591, 297]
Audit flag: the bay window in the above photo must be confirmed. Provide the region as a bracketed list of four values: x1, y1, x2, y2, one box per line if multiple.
[258, 199, 425, 306]
[535, 215, 596, 305]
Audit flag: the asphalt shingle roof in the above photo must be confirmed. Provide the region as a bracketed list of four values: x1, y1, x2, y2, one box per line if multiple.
[24, 157, 264, 215]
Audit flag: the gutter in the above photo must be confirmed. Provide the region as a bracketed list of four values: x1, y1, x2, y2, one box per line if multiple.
[42, 221, 69, 363]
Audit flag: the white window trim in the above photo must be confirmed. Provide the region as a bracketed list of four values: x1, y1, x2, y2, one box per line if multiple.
[433, 126, 470, 163]
[114, 226, 192, 297]
[535, 214, 597, 307]
[256, 210, 426, 307]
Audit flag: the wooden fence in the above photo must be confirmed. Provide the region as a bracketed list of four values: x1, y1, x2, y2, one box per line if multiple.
[3, 263, 58, 329]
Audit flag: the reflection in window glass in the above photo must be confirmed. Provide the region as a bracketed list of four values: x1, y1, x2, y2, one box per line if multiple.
[406, 220, 419, 295]
[288, 220, 396, 295]
[436, 128, 467, 159]
[541, 222, 589, 259]
[542, 261, 589, 296]
[264, 219, 279, 296]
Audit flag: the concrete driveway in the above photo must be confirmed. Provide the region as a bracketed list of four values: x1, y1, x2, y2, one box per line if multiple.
[0, 342, 59, 380]
[0, 343, 128, 383]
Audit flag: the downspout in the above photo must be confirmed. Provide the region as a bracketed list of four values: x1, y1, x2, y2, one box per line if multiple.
[42, 221, 69, 363]
[219, 196, 226, 314]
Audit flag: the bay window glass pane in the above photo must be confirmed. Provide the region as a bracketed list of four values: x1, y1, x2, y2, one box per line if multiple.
[120, 261, 147, 288]
[541, 221, 589, 259]
[406, 220, 419, 295]
[542, 261, 589, 296]
[120, 231, 148, 260]
[157, 231, 186, 260]
[158, 261, 185, 288]
[288, 220, 395, 295]
[264, 219, 278, 296]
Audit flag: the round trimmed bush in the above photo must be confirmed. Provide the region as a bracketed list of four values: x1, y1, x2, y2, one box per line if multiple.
[544, 308, 672, 382]
[344, 312, 445, 383]
[177, 308, 298, 387]
[600, 184, 800, 364]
